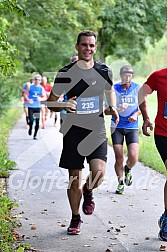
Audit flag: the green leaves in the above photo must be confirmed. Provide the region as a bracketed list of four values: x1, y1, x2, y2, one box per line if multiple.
[0, 1, 27, 76]
[16, 247, 24, 252]
[98, 0, 167, 63]
[0, 0, 29, 16]
[0, 195, 18, 251]
[1, 0, 167, 75]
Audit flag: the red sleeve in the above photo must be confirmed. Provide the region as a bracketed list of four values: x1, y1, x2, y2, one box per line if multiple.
[144, 71, 157, 91]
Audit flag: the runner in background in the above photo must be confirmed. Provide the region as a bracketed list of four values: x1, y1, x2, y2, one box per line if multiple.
[22, 82, 31, 127]
[22, 77, 35, 127]
[23, 74, 46, 139]
[40, 76, 52, 129]
[105, 65, 141, 194]
[70, 54, 78, 63]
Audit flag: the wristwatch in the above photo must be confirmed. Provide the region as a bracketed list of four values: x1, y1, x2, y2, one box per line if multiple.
[109, 106, 117, 113]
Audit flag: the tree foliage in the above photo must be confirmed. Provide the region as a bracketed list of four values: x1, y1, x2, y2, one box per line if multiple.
[134, 33, 167, 77]
[1, 0, 167, 74]
[0, 0, 28, 75]
[10, 0, 114, 73]
[2, 0, 167, 74]
[98, 0, 167, 63]
[0, 0, 167, 115]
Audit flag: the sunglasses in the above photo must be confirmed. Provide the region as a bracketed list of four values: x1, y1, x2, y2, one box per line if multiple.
[35, 78, 41, 81]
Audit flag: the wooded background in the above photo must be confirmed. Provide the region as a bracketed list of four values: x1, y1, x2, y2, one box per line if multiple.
[0, 0, 167, 114]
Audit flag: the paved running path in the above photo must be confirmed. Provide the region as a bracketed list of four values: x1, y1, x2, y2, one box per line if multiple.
[8, 114, 166, 252]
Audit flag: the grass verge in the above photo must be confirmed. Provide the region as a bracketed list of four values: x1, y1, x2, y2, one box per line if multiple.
[0, 107, 20, 178]
[0, 104, 32, 251]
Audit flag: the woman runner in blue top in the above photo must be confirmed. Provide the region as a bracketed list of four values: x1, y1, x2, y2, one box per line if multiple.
[24, 74, 47, 139]
[105, 65, 141, 194]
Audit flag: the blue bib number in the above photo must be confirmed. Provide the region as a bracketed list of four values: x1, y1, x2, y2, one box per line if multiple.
[119, 95, 135, 107]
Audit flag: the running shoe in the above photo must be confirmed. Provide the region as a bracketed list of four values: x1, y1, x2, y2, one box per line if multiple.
[115, 181, 124, 194]
[82, 184, 95, 215]
[67, 218, 82, 235]
[124, 169, 133, 186]
[158, 214, 167, 241]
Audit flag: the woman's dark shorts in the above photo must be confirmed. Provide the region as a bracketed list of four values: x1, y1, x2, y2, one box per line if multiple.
[111, 128, 139, 146]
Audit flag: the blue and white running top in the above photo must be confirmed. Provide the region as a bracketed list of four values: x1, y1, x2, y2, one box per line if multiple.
[28, 84, 45, 108]
[111, 81, 140, 129]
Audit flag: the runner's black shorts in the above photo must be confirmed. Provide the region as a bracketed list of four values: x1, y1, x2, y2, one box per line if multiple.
[59, 126, 107, 169]
[154, 134, 167, 164]
[111, 128, 139, 145]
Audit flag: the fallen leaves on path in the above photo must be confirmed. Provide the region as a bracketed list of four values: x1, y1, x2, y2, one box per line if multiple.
[12, 230, 25, 241]
[24, 248, 41, 252]
[31, 225, 37, 230]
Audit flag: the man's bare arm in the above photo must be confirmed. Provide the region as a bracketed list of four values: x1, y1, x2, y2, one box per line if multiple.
[138, 87, 153, 136]
[105, 87, 119, 125]
[47, 91, 77, 113]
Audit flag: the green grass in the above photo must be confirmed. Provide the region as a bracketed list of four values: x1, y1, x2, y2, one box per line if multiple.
[0, 195, 18, 251]
[105, 78, 167, 177]
[0, 103, 31, 251]
[0, 106, 21, 178]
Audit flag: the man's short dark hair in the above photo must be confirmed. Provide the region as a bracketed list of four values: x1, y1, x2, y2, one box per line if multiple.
[76, 30, 97, 45]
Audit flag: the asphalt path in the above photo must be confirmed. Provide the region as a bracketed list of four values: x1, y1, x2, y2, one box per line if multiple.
[7, 114, 167, 252]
